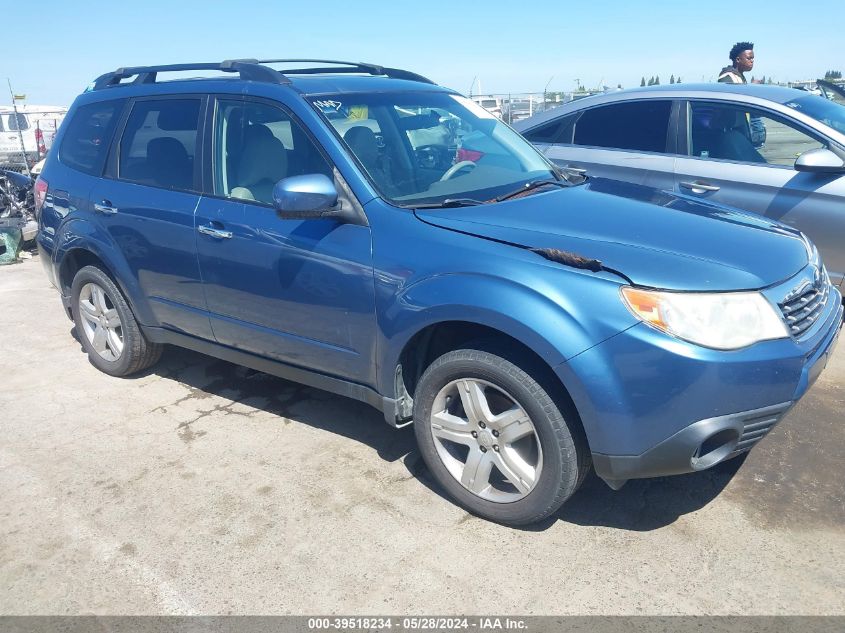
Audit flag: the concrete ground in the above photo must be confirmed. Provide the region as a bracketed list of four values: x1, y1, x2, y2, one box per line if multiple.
[1, 255, 843, 615]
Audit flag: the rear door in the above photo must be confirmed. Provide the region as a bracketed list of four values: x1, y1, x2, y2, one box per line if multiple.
[90, 95, 213, 338]
[674, 99, 845, 285]
[531, 99, 677, 189]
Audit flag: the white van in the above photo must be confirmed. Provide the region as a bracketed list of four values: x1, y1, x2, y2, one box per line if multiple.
[0, 105, 68, 170]
[469, 95, 503, 119]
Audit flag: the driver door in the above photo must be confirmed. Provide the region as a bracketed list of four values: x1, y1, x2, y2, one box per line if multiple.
[674, 100, 845, 285]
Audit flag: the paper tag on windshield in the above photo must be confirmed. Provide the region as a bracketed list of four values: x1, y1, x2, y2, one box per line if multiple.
[450, 95, 496, 120]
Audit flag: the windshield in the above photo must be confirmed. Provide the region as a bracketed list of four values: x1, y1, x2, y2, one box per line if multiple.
[311, 91, 558, 207]
[784, 95, 845, 135]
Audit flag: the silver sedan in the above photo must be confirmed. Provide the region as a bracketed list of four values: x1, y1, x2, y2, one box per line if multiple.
[515, 83, 845, 286]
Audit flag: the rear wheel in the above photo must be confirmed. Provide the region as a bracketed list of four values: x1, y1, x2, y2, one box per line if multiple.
[70, 265, 162, 376]
[413, 343, 589, 525]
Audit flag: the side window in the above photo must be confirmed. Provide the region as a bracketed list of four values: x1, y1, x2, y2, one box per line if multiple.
[213, 100, 332, 205]
[688, 102, 826, 166]
[6, 112, 29, 131]
[573, 101, 672, 153]
[59, 100, 124, 176]
[522, 113, 577, 144]
[118, 99, 200, 190]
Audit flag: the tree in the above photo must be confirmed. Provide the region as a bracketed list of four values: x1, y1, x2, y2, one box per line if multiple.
[641, 77, 646, 87]
[670, 74, 675, 84]
[617, 83, 623, 89]
[677, 76, 682, 83]
[824, 70, 842, 80]
[655, 75, 660, 85]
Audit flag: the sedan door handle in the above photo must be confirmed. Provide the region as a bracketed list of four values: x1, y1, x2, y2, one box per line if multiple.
[197, 224, 233, 239]
[679, 181, 721, 193]
[94, 201, 118, 215]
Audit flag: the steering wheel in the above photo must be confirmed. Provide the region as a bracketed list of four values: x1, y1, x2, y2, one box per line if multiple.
[439, 160, 477, 181]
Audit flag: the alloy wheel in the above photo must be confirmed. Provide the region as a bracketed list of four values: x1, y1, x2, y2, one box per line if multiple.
[429, 378, 543, 502]
[78, 282, 124, 362]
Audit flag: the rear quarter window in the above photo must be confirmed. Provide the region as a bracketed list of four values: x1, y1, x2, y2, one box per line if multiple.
[59, 100, 125, 176]
[523, 113, 578, 144]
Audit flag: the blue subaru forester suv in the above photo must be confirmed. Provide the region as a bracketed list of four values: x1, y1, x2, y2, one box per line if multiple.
[35, 60, 842, 525]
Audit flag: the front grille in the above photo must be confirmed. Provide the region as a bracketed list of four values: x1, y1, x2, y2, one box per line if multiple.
[778, 273, 830, 338]
[731, 405, 789, 455]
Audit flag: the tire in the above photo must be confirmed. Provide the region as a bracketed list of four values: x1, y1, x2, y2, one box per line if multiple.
[413, 343, 590, 526]
[70, 265, 162, 376]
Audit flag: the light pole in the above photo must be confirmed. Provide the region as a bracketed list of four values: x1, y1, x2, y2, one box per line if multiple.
[543, 75, 554, 110]
[469, 75, 478, 98]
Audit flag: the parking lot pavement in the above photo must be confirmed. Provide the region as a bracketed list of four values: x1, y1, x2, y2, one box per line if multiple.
[1, 256, 843, 615]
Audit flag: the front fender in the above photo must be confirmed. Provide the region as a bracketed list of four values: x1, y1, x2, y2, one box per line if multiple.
[377, 270, 637, 396]
[52, 217, 156, 326]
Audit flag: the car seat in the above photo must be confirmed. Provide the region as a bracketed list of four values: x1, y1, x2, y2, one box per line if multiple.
[230, 135, 288, 203]
[146, 137, 192, 189]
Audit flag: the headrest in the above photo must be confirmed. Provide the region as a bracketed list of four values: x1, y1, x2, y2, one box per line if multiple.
[147, 137, 188, 162]
[344, 126, 378, 165]
[236, 135, 287, 186]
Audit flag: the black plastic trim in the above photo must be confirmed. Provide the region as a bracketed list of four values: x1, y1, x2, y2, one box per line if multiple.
[592, 401, 793, 488]
[142, 326, 400, 425]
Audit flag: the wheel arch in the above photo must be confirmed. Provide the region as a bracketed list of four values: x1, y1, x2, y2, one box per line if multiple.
[54, 219, 153, 325]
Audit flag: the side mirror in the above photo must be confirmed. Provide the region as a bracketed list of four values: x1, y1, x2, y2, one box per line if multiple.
[794, 148, 845, 174]
[272, 174, 339, 219]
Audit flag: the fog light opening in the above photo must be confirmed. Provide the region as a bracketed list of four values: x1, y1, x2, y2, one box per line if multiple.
[690, 429, 739, 471]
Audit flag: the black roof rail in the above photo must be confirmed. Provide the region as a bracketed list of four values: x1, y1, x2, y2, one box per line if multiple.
[257, 59, 436, 84]
[91, 60, 290, 90]
[91, 58, 435, 91]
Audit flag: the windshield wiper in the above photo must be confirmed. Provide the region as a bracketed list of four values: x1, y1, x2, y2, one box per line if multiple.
[409, 198, 486, 209]
[493, 179, 570, 203]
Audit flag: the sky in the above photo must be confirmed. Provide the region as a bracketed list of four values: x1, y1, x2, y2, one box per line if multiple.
[5, 0, 845, 107]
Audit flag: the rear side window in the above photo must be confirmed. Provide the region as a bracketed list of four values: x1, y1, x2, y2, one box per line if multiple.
[59, 100, 124, 176]
[118, 99, 201, 191]
[523, 113, 578, 144]
[573, 101, 672, 153]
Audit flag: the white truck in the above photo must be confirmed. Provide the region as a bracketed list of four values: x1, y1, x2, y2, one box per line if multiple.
[0, 105, 68, 172]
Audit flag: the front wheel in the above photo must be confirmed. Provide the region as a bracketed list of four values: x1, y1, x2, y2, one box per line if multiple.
[413, 344, 589, 526]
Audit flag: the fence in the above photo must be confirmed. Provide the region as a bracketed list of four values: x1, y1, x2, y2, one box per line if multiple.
[469, 91, 602, 124]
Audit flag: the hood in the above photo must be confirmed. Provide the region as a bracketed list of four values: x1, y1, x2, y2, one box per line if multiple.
[414, 178, 809, 291]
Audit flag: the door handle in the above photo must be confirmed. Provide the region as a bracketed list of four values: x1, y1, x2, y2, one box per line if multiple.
[679, 181, 720, 193]
[94, 201, 118, 215]
[198, 224, 233, 239]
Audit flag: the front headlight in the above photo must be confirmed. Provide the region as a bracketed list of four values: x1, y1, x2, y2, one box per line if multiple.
[621, 287, 789, 350]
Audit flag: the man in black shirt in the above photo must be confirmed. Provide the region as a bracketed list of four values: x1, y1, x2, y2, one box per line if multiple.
[719, 42, 754, 84]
